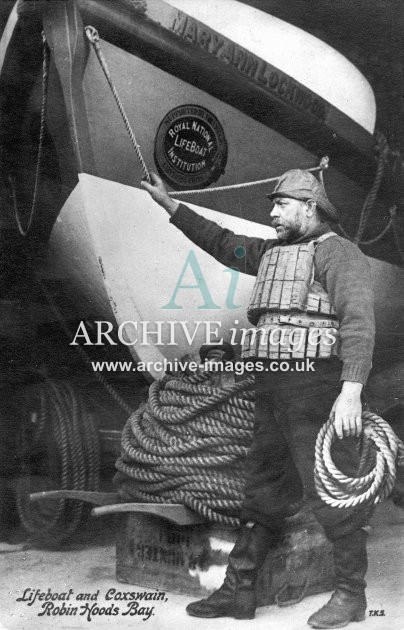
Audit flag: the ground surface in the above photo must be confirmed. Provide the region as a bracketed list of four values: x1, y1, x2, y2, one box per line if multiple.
[0, 501, 403, 630]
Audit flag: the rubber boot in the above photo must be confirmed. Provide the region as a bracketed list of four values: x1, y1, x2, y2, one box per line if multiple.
[186, 522, 280, 619]
[308, 528, 368, 629]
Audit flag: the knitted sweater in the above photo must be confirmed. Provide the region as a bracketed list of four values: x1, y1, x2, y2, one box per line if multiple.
[170, 203, 375, 384]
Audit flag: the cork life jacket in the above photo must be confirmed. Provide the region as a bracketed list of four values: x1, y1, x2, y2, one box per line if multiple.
[242, 233, 339, 360]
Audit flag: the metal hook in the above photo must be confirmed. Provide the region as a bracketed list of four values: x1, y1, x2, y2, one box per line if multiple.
[85, 25, 100, 44]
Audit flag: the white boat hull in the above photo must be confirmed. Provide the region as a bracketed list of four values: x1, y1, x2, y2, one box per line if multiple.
[50, 174, 404, 379]
[50, 174, 275, 378]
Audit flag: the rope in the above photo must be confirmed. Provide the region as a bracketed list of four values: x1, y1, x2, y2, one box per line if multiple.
[115, 371, 255, 527]
[117, 370, 404, 523]
[84, 23, 331, 197]
[15, 380, 101, 545]
[168, 156, 330, 197]
[85, 26, 151, 183]
[353, 132, 389, 245]
[339, 205, 398, 247]
[335, 133, 400, 250]
[357, 206, 397, 246]
[314, 410, 404, 509]
[11, 32, 49, 236]
[58, 26, 403, 259]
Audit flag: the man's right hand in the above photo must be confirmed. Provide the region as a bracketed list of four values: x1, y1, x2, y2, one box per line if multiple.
[141, 172, 179, 216]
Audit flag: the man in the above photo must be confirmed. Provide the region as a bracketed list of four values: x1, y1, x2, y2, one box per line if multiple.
[198, 341, 237, 386]
[142, 169, 375, 629]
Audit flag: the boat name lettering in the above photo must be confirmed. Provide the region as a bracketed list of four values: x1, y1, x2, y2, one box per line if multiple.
[170, 11, 326, 121]
[154, 104, 228, 190]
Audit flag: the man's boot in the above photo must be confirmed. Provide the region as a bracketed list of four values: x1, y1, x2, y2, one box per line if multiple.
[186, 521, 281, 619]
[308, 528, 368, 629]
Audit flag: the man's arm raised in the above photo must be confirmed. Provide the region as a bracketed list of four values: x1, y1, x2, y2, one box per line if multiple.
[141, 172, 179, 216]
[140, 173, 275, 276]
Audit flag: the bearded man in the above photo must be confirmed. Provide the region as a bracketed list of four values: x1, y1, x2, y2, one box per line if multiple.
[142, 169, 375, 629]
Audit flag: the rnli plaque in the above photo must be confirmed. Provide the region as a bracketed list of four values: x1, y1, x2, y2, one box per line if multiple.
[154, 105, 227, 190]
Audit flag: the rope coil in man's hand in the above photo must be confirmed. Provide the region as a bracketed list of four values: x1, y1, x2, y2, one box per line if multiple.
[117, 370, 404, 523]
[315, 410, 404, 508]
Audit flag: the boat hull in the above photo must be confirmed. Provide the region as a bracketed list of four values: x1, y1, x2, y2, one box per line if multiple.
[0, 0, 403, 377]
[50, 175, 404, 379]
[80, 39, 369, 228]
[50, 174, 275, 378]
[1, 0, 402, 263]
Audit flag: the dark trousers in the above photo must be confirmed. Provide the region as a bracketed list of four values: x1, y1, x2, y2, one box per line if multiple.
[241, 358, 372, 540]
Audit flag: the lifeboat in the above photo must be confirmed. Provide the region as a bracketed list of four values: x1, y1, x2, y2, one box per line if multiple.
[0, 0, 403, 378]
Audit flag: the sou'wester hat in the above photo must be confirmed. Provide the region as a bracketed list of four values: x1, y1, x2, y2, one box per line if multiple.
[267, 169, 339, 222]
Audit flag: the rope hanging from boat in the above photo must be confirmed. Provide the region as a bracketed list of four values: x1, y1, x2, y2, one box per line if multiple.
[315, 410, 404, 509]
[85, 26, 151, 184]
[16, 380, 101, 545]
[318, 132, 401, 255]
[10, 32, 49, 237]
[84, 23, 331, 195]
[337, 204, 399, 248]
[115, 371, 255, 527]
[353, 131, 389, 245]
[168, 157, 330, 196]
[354, 205, 397, 247]
[83, 25, 401, 260]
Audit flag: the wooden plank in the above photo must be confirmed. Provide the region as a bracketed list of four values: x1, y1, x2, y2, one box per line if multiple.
[92, 503, 205, 526]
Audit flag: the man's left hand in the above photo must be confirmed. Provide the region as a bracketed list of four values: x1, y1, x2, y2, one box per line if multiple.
[331, 381, 363, 439]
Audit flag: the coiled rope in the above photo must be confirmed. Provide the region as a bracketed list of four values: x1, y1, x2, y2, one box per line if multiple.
[117, 373, 404, 522]
[16, 380, 101, 545]
[315, 410, 404, 509]
[116, 371, 255, 527]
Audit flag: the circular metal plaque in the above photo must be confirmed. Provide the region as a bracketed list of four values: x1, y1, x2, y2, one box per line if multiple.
[154, 104, 228, 190]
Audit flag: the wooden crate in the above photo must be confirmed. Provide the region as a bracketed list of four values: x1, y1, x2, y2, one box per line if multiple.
[116, 510, 334, 606]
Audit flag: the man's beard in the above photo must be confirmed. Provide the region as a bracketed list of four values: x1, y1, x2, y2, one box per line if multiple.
[273, 221, 303, 242]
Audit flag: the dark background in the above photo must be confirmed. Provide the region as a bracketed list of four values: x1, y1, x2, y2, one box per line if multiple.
[0, 1, 402, 149]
